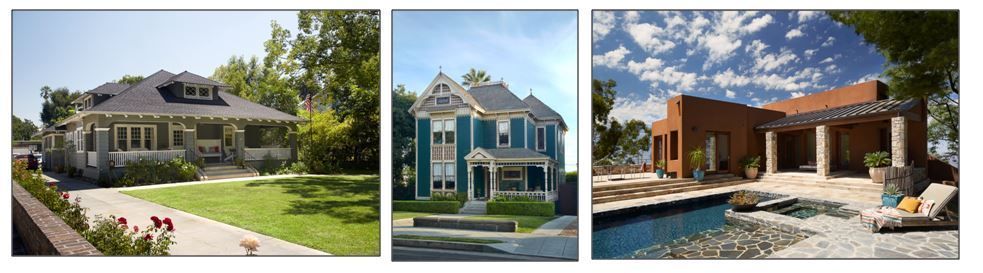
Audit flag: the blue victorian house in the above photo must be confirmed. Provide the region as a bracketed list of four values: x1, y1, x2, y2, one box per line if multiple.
[409, 72, 567, 201]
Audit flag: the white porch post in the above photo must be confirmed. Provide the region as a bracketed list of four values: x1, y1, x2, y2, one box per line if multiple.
[467, 166, 473, 200]
[891, 116, 908, 167]
[489, 163, 496, 199]
[765, 131, 778, 174]
[816, 125, 830, 177]
[544, 164, 549, 199]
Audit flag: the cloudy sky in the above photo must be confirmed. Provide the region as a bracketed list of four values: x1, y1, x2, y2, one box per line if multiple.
[592, 11, 888, 123]
[394, 10, 579, 171]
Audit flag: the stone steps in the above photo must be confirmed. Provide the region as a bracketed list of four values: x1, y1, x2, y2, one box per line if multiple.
[593, 175, 753, 204]
[757, 173, 882, 193]
[459, 201, 487, 215]
[201, 164, 256, 180]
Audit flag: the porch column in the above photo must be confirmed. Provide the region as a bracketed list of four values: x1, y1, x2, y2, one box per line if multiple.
[489, 164, 497, 199]
[891, 116, 908, 167]
[816, 125, 831, 177]
[183, 129, 197, 162]
[235, 130, 245, 162]
[467, 166, 473, 200]
[543, 164, 549, 193]
[95, 128, 109, 178]
[765, 131, 778, 174]
[288, 132, 298, 162]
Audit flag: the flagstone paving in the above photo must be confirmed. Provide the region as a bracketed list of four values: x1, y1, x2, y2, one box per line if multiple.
[631, 222, 808, 259]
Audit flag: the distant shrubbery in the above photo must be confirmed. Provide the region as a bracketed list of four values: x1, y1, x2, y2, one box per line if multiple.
[487, 201, 555, 217]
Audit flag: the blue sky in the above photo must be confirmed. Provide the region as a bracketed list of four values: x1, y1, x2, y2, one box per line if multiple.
[393, 10, 579, 171]
[12, 11, 297, 125]
[592, 11, 888, 123]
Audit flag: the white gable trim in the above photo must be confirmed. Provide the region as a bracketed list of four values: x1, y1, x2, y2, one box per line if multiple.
[408, 72, 484, 114]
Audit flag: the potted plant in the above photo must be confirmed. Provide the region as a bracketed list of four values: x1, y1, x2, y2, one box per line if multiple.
[864, 151, 892, 184]
[882, 183, 904, 207]
[689, 146, 706, 181]
[728, 190, 760, 212]
[742, 155, 761, 179]
[655, 160, 667, 179]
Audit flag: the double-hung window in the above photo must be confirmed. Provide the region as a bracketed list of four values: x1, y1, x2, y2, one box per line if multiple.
[431, 119, 455, 145]
[114, 124, 156, 151]
[431, 162, 456, 191]
[497, 120, 510, 147]
[171, 124, 185, 149]
[536, 126, 546, 151]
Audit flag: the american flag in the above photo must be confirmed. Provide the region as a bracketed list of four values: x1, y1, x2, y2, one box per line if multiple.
[303, 94, 314, 114]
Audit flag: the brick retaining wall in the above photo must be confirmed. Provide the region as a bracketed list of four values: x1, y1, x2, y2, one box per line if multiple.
[11, 181, 101, 255]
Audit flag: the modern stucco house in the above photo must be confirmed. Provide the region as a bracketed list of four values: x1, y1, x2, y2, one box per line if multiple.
[650, 80, 929, 179]
[37, 70, 303, 180]
[408, 72, 567, 201]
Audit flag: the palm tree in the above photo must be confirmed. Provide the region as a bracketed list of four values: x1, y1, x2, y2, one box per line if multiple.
[40, 86, 52, 101]
[461, 68, 491, 87]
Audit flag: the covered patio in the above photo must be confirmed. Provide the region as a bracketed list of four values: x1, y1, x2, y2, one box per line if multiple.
[465, 148, 559, 202]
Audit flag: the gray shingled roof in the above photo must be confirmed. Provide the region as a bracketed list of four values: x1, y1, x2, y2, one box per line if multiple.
[87, 82, 131, 95]
[157, 71, 230, 88]
[523, 94, 563, 120]
[85, 70, 302, 122]
[467, 83, 530, 112]
[756, 98, 919, 130]
[482, 148, 549, 159]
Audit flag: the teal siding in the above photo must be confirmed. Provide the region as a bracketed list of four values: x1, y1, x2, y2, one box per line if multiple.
[510, 118, 524, 148]
[526, 120, 534, 150]
[546, 124, 557, 160]
[527, 166, 545, 191]
[473, 166, 486, 198]
[416, 118, 431, 198]
[455, 115, 471, 194]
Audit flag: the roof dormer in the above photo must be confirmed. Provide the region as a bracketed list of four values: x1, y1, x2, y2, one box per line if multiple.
[156, 71, 230, 101]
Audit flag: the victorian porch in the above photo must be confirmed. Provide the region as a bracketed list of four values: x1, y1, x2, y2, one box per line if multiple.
[464, 148, 560, 202]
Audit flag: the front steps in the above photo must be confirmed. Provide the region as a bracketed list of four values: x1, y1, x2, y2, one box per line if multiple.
[593, 173, 754, 204]
[199, 164, 258, 180]
[459, 200, 487, 215]
[756, 172, 882, 194]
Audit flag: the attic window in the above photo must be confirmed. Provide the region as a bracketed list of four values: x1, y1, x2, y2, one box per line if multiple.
[436, 97, 450, 105]
[432, 83, 450, 94]
[183, 84, 212, 100]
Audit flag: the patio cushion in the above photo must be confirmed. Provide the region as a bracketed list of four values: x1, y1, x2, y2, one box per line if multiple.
[918, 199, 935, 216]
[897, 197, 921, 213]
[919, 183, 958, 218]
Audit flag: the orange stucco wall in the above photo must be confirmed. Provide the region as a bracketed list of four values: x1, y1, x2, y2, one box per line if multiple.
[761, 80, 887, 115]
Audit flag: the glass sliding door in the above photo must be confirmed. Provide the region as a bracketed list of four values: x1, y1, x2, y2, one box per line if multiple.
[705, 132, 731, 173]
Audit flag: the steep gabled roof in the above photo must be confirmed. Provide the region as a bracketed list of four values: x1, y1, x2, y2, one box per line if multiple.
[86, 82, 131, 95]
[467, 83, 529, 112]
[755, 98, 919, 130]
[465, 147, 550, 161]
[523, 94, 567, 129]
[84, 70, 302, 122]
[157, 71, 230, 88]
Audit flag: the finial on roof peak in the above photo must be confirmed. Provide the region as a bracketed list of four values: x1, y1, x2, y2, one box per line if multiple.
[529, 88, 533, 96]
[439, 65, 442, 73]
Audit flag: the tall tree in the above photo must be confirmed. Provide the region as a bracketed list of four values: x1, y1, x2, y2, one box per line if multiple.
[592, 79, 619, 162]
[211, 55, 299, 115]
[461, 68, 491, 87]
[392, 84, 418, 200]
[12, 115, 39, 141]
[829, 11, 959, 163]
[39, 86, 81, 127]
[115, 75, 144, 85]
[619, 119, 651, 164]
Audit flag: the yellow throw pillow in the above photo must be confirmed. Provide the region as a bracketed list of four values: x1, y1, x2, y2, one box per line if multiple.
[897, 196, 922, 213]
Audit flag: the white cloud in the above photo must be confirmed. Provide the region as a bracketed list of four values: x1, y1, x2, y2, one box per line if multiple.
[626, 23, 677, 54]
[593, 11, 616, 40]
[745, 39, 769, 56]
[702, 34, 742, 65]
[785, 27, 804, 40]
[752, 67, 824, 92]
[854, 73, 888, 84]
[821, 36, 836, 47]
[819, 57, 834, 64]
[804, 48, 819, 59]
[790, 91, 806, 98]
[744, 14, 774, 33]
[825, 64, 840, 74]
[797, 11, 820, 23]
[725, 89, 736, 99]
[753, 49, 798, 72]
[609, 93, 669, 122]
[623, 11, 640, 23]
[627, 57, 664, 74]
[698, 11, 774, 68]
[592, 45, 631, 69]
[636, 66, 699, 91]
[712, 68, 751, 88]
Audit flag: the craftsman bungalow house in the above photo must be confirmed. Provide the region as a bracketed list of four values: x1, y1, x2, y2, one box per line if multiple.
[37, 70, 303, 180]
[408, 72, 567, 201]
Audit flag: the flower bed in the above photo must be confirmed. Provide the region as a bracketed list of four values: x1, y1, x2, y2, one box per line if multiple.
[13, 161, 177, 255]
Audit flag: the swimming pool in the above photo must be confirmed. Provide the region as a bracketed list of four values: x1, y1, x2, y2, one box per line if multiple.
[592, 191, 792, 259]
[765, 199, 853, 219]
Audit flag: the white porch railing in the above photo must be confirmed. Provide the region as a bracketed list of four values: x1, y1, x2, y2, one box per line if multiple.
[492, 190, 556, 202]
[244, 148, 291, 161]
[87, 152, 98, 167]
[108, 150, 185, 167]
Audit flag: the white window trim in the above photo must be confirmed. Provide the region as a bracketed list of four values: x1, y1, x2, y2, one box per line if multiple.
[183, 84, 213, 100]
[113, 124, 157, 151]
[536, 126, 546, 151]
[497, 120, 510, 147]
[431, 118, 455, 145]
[431, 161, 456, 191]
[169, 123, 185, 149]
[223, 126, 235, 148]
[502, 166, 524, 180]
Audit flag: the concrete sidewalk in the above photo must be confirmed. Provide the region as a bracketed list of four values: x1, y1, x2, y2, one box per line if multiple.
[393, 216, 578, 259]
[44, 172, 328, 256]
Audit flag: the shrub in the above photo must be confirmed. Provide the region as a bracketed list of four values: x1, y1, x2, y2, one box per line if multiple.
[119, 157, 197, 187]
[487, 201, 555, 217]
[728, 190, 760, 206]
[565, 171, 578, 183]
[864, 151, 892, 168]
[492, 195, 538, 202]
[431, 191, 467, 207]
[393, 201, 459, 214]
[286, 161, 308, 175]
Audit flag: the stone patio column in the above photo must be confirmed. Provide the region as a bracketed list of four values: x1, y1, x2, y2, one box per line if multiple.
[184, 129, 197, 162]
[765, 131, 778, 174]
[94, 128, 109, 178]
[288, 131, 298, 162]
[891, 116, 908, 167]
[816, 125, 831, 177]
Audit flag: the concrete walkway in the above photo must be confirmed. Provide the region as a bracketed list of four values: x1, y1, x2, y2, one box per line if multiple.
[43, 172, 328, 256]
[393, 215, 578, 259]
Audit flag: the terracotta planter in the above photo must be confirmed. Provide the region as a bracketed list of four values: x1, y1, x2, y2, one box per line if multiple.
[869, 167, 887, 184]
[744, 167, 759, 179]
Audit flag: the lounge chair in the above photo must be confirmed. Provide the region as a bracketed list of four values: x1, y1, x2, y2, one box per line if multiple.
[896, 183, 959, 227]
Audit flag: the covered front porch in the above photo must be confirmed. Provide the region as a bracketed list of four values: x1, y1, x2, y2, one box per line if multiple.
[464, 148, 559, 202]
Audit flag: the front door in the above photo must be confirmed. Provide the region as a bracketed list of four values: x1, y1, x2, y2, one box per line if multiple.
[838, 132, 850, 170]
[705, 132, 730, 173]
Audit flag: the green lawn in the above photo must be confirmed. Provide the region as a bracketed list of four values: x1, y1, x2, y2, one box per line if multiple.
[466, 215, 558, 233]
[393, 234, 502, 244]
[393, 211, 434, 220]
[123, 175, 380, 256]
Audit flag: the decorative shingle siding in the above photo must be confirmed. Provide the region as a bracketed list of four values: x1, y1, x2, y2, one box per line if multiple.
[416, 118, 432, 198]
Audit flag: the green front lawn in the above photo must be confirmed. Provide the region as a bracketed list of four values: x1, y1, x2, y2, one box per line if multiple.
[465, 215, 558, 233]
[393, 211, 434, 220]
[123, 175, 380, 255]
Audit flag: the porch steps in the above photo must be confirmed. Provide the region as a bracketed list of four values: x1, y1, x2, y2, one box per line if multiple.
[756, 173, 882, 193]
[593, 174, 754, 204]
[459, 201, 487, 215]
[200, 164, 258, 180]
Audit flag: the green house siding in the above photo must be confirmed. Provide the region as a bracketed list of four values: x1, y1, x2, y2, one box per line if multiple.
[546, 124, 557, 160]
[456, 115, 471, 195]
[526, 166, 545, 190]
[416, 118, 431, 198]
[510, 118, 524, 148]
[473, 166, 486, 198]
[526, 120, 535, 150]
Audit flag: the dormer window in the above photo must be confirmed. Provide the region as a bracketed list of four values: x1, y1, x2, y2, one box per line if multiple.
[183, 84, 213, 100]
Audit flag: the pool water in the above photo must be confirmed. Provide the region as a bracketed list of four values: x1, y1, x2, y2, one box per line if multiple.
[766, 201, 852, 219]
